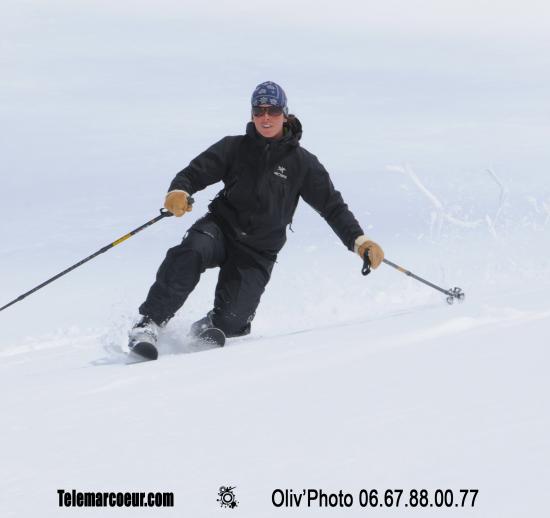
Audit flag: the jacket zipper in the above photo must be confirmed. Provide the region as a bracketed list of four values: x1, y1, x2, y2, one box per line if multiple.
[247, 142, 271, 232]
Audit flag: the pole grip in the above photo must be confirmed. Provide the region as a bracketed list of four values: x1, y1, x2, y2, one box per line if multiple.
[361, 251, 371, 276]
[159, 195, 194, 218]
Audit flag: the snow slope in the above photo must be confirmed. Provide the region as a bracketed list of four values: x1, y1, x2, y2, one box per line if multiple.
[1, 1, 550, 516]
[1, 184, 549, 516]
[1, 280, 549, 517]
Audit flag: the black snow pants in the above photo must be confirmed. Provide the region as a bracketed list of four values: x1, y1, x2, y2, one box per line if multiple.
[139, 213, 274, 336]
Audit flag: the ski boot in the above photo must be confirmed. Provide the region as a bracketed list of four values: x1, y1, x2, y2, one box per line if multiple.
[128, 316, 159, 360]
[189, 311, 227, 346]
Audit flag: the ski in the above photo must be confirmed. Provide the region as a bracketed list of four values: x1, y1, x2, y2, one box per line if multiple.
[126, 326, 225, 363]
[197, 327, 226, 347]
[129, 341, 158, 361]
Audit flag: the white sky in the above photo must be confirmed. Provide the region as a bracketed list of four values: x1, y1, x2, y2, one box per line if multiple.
[1, 0, 549, 192]
[4, 0, 550, 34]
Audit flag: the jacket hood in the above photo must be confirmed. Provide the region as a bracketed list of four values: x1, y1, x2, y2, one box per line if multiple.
[246, 115, 302, 147]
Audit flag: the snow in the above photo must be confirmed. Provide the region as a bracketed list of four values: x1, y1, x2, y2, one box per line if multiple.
[1, 1, 549, 516]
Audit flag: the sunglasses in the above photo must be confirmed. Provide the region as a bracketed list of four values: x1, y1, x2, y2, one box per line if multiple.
[252, 105, 284, 117]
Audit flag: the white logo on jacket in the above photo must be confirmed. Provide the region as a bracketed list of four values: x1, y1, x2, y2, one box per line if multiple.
[273, 166, 287, 179]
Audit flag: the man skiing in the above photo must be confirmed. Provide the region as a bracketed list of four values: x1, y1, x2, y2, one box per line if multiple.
[129, 81, 384, 359]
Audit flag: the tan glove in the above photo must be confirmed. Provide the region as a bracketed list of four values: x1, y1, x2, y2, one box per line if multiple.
[164, 190, 192, 217]
[356, 236, 384, 269]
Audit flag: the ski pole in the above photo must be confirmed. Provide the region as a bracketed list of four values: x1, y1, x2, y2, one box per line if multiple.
[0, 204, 191, 313]
[361, 254, 465, 305]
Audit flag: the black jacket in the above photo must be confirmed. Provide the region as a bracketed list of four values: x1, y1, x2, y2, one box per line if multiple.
[169, 117, 363, 257]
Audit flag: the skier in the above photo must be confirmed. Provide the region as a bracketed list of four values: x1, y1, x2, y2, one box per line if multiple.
[129, 81, 384, 358]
